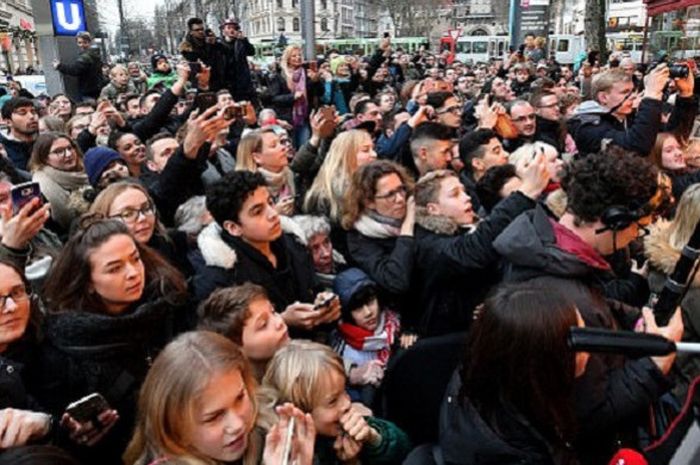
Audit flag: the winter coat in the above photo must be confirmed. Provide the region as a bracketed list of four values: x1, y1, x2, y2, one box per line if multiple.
[346, 226, 415, 317]
[409, 192, 535, 336]
[535, 115, 567, 154]
[266, 72, 322, 125]
[178, 33, 216, 66]
[32, 167, 90, 233]
[313, 416, 411, 465]
[0, 336, 42, 411]
[99, 80, 138, 103]
[141, 145, 207, 226]
[31, 291, 186, 465]
[567, 99, 662, 156]
[645, 220, 700, 400]
[56, 46, 104, 100]
[493, 205, 673, 464]
[439, 373, 578, 465]
[192, 223, 318, 310]
[0, 131, 33, 172]
[210, 37, 256, 101]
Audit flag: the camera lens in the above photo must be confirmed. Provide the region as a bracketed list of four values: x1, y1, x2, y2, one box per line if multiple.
[669, 64, 689, 79]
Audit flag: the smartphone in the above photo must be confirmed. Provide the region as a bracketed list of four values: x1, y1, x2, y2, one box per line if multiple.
[194, 92, 217, 115]
[314, 293, 336, 311]
[65, 393, 111, 424]
[11, 181, 42, 215]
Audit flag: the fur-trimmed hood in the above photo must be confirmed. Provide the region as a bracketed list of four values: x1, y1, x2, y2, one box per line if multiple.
[196, 217, 306, 270]
[644, 220, 700, 288]
[415, 209, 476, 236]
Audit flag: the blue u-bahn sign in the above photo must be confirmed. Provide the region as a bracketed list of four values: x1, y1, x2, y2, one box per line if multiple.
[50, 0, 87, 36]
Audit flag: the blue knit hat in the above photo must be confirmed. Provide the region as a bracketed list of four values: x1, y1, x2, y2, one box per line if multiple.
[333, 268, 376, 312]
[83, 146, 124, 187]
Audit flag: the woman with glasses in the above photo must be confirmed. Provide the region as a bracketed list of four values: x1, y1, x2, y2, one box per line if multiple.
[88, 181, 194, 277]
[341, 160, 416, 320]
[0, 258, 55, 448]
[28, 132, 90, 235]
[33, 219, 187, 465]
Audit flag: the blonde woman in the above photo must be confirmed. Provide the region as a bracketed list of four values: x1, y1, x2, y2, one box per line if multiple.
[645, 184, 700, 398]
[268, 45, 321, 148]
[303, 129, 377, 224]
[259, 340, 411, 465]
[236, 128, 297, 216]
[124, 331, 315, 465]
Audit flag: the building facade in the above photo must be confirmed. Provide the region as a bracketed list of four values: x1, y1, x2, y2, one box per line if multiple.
[0, 0, 38, 73]
[244, 0, 380, 42]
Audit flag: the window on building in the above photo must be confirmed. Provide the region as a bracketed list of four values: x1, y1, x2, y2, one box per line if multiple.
[292, 0, 299, 7]
[277, 0, 283, 7]
[321, 18, 328, 31]
[320, 0, 328, 9]
[293, 17, 300, 31]
[277, 17, 286, 31]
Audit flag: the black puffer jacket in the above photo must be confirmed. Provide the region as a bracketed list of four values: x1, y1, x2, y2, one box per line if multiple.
[493, 206, 672, 465]
[408, 192, 535, 336]
[31, 292, 185, 465]
[440, 373, 578, 465]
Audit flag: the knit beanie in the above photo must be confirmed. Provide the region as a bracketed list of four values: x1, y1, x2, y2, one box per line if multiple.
[151, 53, 168, 72]
[83, 146, 124, 187]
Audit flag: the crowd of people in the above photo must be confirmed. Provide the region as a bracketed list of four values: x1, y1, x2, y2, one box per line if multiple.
[0, 17, 698, 465]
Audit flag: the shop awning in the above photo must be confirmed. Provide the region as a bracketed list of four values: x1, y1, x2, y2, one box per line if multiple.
[646, 0, 700, 16]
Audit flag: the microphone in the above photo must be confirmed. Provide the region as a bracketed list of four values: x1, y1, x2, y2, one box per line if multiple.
[568, 327, 700, 358]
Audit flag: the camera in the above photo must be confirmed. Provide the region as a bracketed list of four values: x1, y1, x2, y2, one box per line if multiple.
[669, 63, 689, 79]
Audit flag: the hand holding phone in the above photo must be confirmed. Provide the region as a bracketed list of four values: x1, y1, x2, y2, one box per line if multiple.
[61, 393, 119, 447]
[264, 403, 316, 465]
[11, 182, 42, 216]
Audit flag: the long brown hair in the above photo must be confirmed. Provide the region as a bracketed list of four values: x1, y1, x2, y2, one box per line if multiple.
[124, 331, 261, 465]
[461, 278, 579, 446]
[42, 219, 186, 314]
[648, 132, 680, 171]
[28, 132, 84, 172]
[88, 181, 170, 243]
[341, 160, 414, 230]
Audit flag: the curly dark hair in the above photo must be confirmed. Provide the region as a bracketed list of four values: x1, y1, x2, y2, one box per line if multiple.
[476, 164, 519, 214]
[561, 148, 658, 224]
[206, 170, 267, 226]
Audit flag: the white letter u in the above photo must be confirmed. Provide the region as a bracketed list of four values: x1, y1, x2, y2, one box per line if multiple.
[56, 2, 81, 31]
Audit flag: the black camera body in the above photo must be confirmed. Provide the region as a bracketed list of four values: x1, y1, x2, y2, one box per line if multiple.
[669, 63, 689, 79]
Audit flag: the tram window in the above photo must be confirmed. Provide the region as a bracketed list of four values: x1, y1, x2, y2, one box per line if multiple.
[557, 40, 569, 52]
[473, 41, 487, 53]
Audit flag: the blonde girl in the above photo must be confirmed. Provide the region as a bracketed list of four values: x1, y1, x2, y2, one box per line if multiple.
[303, 130, 377, 224]
[259, 340, 411, 465]
[236, 128, 297, 216]
[124, 331, 315, 465]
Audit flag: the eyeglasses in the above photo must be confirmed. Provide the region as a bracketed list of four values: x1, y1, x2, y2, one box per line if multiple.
[437, 105, 462, 115]
[537, 102, 559, 109]
[110, 202, 155, 223]
[512, 113, 536, 123]
[375, 185, 407, 201]
[49, 146, 74, 157]
[0, 286, 28, 310]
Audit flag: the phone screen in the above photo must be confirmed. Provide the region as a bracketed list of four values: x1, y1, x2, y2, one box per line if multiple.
[11, 182, 42, 215]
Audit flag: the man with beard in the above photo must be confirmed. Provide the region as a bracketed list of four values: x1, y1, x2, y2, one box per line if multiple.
[179, 18, 215, 65]
[503, 100, 536, 152]
[0, 97, 39, 173]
